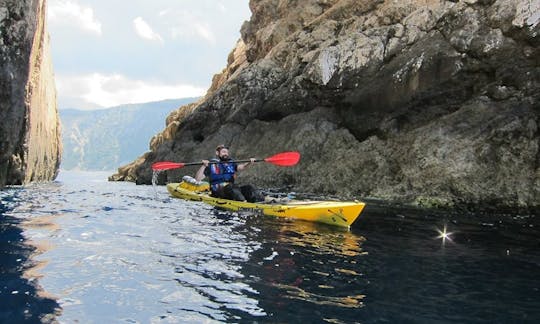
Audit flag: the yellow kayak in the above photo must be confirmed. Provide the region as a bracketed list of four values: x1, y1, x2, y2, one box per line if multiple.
[166, 180, 365, 228]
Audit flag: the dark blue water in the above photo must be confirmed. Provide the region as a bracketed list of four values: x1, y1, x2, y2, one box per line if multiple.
[1, 171, 539, 323]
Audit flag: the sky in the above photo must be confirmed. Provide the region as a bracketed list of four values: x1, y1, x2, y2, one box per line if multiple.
[47, 0, 251, 110]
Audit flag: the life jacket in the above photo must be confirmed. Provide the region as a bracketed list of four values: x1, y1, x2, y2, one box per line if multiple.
[208, 158, 237, 192]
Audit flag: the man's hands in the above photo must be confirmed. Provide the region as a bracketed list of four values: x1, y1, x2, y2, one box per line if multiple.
[238, 158, 256, 171]
[195, 161, 209, 181]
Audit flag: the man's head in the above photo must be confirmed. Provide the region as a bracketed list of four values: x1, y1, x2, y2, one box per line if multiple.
[215, 144, 230, 161]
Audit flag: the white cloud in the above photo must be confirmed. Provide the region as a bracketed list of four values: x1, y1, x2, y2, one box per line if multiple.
[193, 23, 216, 44]
[163, 11, 216, 45]
[56, 73, 206, 108]
[133, 17, 164, 43]
[48, 1, 252, 110]
[48, 0, 102, 35]
[171, 20, 216, 45]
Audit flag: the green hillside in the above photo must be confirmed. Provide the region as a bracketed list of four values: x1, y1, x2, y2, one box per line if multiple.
[60, 98, 198, 171]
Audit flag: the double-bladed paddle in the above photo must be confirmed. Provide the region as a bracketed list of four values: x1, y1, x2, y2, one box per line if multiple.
[151, 151, 300, 171]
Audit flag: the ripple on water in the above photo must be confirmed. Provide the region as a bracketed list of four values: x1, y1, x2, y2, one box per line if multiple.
[2, 171, 539, 323]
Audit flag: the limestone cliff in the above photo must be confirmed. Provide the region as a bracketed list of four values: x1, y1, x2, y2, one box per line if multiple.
[112, 0, 539, 209]
[0, 0, 61, 187]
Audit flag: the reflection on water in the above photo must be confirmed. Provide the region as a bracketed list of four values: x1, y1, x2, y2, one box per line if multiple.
[0, 190, 60, 323]
[275, 220, 367, 257]
[1, 171, 539, 323]
[272, 283, 365, 308]
[229, 215, 370, 323]
[263, 220, 367, 310]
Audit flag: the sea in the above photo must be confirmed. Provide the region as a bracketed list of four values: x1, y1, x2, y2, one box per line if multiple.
[0, 171, 538, 323]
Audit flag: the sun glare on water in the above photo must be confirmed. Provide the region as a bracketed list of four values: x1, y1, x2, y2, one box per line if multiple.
[436, 224, 453, 245]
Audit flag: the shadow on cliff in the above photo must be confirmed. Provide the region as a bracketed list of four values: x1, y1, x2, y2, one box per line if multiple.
[0, 196, 60, 323]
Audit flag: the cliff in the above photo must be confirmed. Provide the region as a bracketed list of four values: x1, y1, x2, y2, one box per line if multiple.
[0, 0, 61, 187]
[111, 0, 539, 209]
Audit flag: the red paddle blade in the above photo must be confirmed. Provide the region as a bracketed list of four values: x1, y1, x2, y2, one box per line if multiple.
[264, 151, 300, 166]
[151, 161, 185, 171]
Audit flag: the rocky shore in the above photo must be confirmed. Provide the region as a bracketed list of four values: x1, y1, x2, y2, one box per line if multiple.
[111, 0, 539, 210]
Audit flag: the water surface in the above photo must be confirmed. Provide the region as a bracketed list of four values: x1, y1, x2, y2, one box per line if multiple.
[0, 171, 538, 323]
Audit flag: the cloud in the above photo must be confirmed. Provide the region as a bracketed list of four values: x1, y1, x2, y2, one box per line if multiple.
[133, 17, 164, 43]
[48, 0, 102, 35]
[56, 73, 206, 108]
[162, 10, 216, 45]
[193, 23, 216, 44]
[48, 2, 252, 110]
[171, 20, 216, 45]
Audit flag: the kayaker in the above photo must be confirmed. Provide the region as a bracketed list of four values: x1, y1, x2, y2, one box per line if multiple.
[195, 144, 263, 202]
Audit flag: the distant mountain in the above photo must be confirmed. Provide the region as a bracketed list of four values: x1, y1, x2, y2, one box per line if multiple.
[60, 98, 198, 171]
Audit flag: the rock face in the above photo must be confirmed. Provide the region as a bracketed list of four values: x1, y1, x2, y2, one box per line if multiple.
[112, 0, 539, 209]
[0, 0, 61, 187]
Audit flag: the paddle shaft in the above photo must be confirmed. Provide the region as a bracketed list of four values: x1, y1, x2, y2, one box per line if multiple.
[183, 159, 262, 167]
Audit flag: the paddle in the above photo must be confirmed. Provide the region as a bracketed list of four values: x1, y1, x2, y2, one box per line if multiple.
[151, 151, 300, 171]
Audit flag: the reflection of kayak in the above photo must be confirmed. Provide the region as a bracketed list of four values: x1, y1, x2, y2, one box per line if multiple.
[166, 180, 366, 228]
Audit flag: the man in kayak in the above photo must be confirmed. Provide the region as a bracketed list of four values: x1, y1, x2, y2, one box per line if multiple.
[195, 144, 263, 202]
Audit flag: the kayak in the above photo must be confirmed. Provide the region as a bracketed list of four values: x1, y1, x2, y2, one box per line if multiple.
[166, 179, 365, 228]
